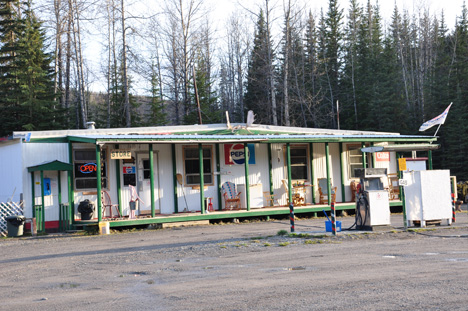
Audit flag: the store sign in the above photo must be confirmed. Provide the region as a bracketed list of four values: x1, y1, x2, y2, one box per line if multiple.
[376, 152, 390, 162]
[224, 144, 256, 165]
[111, 150, 132, 159]
[79, 163, 97, 174]
[398, 158, 407, 171]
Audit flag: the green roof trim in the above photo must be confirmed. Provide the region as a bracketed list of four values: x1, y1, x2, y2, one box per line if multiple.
[27, 160, 73, 172]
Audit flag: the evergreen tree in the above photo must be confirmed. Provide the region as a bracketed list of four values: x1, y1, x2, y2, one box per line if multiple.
[303, 11, 325, 128]
[184, 58, 221, 125]
[318, 0, 343, 128]
[146, 59, 167, 126]
[244, 9, 275, 125]
[0, 0, 61, 136]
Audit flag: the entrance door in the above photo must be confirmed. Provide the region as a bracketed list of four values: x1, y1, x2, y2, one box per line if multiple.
[136, 154, 157, 215]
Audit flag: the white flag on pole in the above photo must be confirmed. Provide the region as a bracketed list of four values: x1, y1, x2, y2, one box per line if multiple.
[419, 103, 453, 132]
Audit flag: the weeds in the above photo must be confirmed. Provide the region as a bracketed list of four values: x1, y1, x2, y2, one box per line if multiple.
[277, 230, 288, 236]
[278, 242, 290, 247]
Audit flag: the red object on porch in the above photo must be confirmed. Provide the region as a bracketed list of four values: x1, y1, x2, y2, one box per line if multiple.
[102, 190, 121, 218]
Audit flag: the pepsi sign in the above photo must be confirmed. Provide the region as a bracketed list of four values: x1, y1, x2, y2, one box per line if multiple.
[224, 144, 256, 165]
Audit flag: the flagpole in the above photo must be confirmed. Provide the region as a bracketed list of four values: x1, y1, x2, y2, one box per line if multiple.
[433, 123, 443, 137]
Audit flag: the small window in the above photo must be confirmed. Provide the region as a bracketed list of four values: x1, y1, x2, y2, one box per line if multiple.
[183, 146, 213, 185]
[74, 149, 108, 190]
[143, 159, 151, 179]
[288, 145, 308, 180]
[347, 145, 369, 179]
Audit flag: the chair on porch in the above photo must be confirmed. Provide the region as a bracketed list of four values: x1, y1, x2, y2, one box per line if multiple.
[281, 179, 305, 206]
[263, 191, 279, 207]
[350, 180, 359, 202]
[387, 173, 400, 200]
[222, 181, 242, 210]
[102, 190, 121, 219]
[318, 178, 337, 205]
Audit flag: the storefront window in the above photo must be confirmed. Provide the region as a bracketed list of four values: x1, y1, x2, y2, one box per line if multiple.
[74, 149, 107, 190]
[183, 146, 213, 185]
[288, 145, 309, 180]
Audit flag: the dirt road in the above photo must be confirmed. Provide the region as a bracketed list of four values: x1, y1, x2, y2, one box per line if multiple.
[1, 214, 468, 311]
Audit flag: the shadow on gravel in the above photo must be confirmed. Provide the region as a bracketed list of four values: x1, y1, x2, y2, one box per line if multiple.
[0, 237, 253, 264]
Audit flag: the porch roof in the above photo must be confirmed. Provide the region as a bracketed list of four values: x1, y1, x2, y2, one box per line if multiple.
[27, 160, 73, 172]
[64, 133, 436, 144]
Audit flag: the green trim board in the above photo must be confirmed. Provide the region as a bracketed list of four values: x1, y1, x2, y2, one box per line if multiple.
[244, 143, 251, 211]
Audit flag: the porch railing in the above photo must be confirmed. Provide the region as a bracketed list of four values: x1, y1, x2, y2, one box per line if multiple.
[59, 203, 73, 232]
[33, 205, 44, 232]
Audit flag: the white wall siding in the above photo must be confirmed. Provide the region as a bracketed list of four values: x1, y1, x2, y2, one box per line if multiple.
[329, 143, 343, 202]
[0, 140, 23, 203]
[22, 142, 69, 219]
[219, 143, 270, 208]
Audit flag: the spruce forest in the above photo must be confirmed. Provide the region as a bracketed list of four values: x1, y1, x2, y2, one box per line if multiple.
[0, 0, 467, 180]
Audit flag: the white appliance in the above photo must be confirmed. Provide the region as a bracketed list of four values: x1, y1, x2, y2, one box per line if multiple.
[238, 184, 263, 209]
[403, 170, 452, 227]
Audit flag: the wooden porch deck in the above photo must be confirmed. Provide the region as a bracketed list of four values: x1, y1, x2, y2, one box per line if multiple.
[74, 200, 403, 228]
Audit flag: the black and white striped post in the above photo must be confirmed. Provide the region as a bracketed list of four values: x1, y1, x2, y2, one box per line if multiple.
[331, 201, 336, 236]
[452, 192, 456, 223]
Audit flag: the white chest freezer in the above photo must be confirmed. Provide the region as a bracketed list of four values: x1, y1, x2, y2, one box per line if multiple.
[403, 170, 452, 227]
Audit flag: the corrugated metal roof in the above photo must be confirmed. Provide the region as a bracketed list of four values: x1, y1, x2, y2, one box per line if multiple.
[64, 133, 435, 144]
[13, 123, 401, 139]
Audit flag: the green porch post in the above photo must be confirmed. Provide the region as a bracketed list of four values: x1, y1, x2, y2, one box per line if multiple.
[286, 143, 293, 204]
[428, 150, 433, 170]
[361, 142, 367, 169]
[371, 142, 375, 168]
[268, 143, 274, 199]
[198, 143, 205, 214]
[68, 141, 74, 222]
[149, 144, 155, 217]
[40, 170, 45, 232]
[96, 144, 102, 222]
[325, 142, 332, 205]
[58, 171, 62, 232]
[115, 144, 122, 216]
[172, 144, 179, 213]
[244, 143, 250, 211]
[309, 143, 315, 204]
[339, 143, 346, 203]
[216, 144, 222, 211]
[398, 153, 408, 229]
[31, 172, 35, 217]
[58, 171, 62, 205]
[286, 143, 295, 232]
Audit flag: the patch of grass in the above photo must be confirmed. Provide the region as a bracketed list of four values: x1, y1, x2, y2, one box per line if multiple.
[219, 245, 227, 249]
[146, 280, 155, 285]
[407, 228, 436, 233]
[250, 240, 261, 244]
[289, 233, 312, 238]
[278, 242, 290, 247]
[277, 230, 288, 236]
[235, 243, 248, 247]
[250, 236, 265, 240]
[264, 242, 271, 247]
[60, 283, 79, 288]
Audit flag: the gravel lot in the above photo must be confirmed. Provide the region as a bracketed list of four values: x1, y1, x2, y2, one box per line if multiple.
[1, 211, 468, 311]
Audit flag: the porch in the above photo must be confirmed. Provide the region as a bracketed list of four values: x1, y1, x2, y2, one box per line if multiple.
[72, 200, 404, 229]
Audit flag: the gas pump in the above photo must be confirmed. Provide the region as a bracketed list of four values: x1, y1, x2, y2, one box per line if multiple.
[355, 168, 391, 230]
